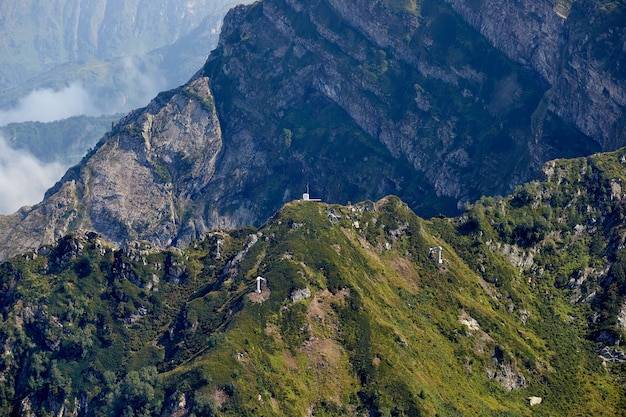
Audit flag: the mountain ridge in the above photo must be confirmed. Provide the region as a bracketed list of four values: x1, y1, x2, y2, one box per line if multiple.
[2, 145, 626, 415]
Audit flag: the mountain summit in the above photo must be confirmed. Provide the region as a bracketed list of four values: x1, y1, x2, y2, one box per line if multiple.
[0, 0, 623, 260]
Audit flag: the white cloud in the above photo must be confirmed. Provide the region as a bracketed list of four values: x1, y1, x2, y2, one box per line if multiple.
[0, 136, 65, 214]
[117, 55, 167, 110]
[0, 83, 100, 126]
[0, 55, 169, 213]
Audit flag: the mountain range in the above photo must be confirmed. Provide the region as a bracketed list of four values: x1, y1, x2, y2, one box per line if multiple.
[0, 0, 623, 261]
[0, 0, 625, 415]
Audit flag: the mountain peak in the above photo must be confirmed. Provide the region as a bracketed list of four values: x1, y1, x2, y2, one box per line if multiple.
[0, 77, 223, 260]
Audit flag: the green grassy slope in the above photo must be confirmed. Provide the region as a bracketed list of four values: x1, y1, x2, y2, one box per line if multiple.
[2, 151, 626, 416]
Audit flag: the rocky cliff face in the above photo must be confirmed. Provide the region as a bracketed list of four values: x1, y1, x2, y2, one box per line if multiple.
[201, 0, 601, 215]
[0, 0, 622, 260]
[445, 0, 626, 148]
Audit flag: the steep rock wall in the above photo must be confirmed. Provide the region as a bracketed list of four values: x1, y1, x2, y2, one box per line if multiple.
[203, 0, 596, 219]
[445, 0, 626, 148]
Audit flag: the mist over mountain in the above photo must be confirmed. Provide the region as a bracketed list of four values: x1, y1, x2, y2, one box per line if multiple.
[0, 0, 248, 97]
[0, 83, 99, 126]
[0, 115, 118, 213]
[0, 136, 65, 213]
[0, 0, 250, 214]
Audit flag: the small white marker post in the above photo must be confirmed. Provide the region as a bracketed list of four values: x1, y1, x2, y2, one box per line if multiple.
[429, 246, 443, 264]
[216, 239, 223, 259]
[256, 276, 267, 293]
